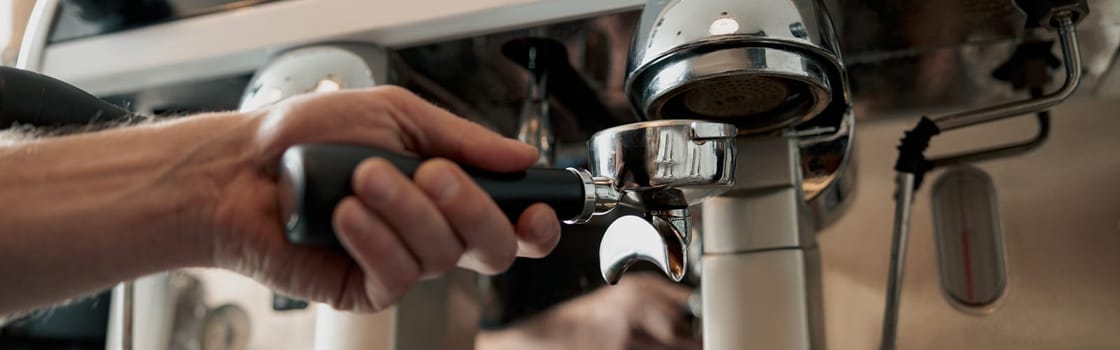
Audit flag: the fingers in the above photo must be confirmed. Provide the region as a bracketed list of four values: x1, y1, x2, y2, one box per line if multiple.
[413, 159, 519, 274]
[352, 157, 560, 276]
[648, 277, 694, 305]
[372, 86, 539, 172]
[332, 156, 561, 312]
[332, 197, 420, 310]
[259, 86, 536, 171]
[626, 334, 667, 350]
[625, 273, 693, 304]
[670, 338, 703, 350]
[514, 203, 561, 258]
[621, 274, 697, 347]
[351, 158, 463, 279]
[626, 333, 700, 350]
[638, 297, 688, 346]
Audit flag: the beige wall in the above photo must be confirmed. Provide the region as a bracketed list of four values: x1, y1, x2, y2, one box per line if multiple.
[820, 97, 1120, 349]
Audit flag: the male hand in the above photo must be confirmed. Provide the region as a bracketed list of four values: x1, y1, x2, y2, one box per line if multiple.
[479, 273, 700, 350]
[208, 86, 562, 312]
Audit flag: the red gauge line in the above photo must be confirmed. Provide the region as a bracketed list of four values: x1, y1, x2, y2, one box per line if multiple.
[956, 176, 975, 302]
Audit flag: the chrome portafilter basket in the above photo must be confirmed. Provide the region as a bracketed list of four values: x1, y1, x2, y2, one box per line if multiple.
[587, 120, 737, 284]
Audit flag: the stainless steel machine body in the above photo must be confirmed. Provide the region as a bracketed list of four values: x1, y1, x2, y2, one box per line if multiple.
[625, 0, 849, 133]
[700, 135, 826, 349]
[617, 1, 852, 348]
[243, 42, 748, 345]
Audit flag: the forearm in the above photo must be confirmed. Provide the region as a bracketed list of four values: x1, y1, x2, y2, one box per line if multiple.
[0, 112, 257, 316]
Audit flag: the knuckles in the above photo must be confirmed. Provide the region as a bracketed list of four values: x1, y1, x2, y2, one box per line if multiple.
[474, 242, 519, 275]
[379, 265, 421, 306]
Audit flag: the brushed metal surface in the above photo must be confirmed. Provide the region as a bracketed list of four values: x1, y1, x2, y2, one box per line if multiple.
[702, 249, 823, 350]
[818, 98, 1120, 349]
[702, 188, 804, 252]
[701, 135, 824, 349]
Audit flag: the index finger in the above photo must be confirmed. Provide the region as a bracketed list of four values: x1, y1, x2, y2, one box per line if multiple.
[650, 278, 694, 304]
[375, 87, 539, 172]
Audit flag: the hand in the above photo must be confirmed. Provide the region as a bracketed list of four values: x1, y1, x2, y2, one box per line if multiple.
[479, 273, 700, 350]
[207, 86, 562, 312]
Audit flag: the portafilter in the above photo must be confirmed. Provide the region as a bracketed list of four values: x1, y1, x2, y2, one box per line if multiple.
[277, 119, 737, 283]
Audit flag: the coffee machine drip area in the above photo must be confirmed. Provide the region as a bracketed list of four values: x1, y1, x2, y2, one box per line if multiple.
[15, 0, 1120, 349]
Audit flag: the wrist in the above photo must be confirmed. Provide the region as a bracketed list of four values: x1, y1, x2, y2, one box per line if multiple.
[158, 111, 264, 267]
[65, 110, 264, 269]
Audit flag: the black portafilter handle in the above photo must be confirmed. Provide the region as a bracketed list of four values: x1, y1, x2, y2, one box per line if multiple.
[279, 143, 591, 246]
[0, 66, 132, 128]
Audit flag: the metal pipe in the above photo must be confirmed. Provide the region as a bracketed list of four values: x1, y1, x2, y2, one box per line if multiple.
[879, 172, 916, 350]
[932, 111, 1050, 167]
[879, 13, 1080, 348]
[121, 281, 134, 350]
[517, 68, 555, 167]
[933, 13, 1081, 132]
[15, 0, 60, 71]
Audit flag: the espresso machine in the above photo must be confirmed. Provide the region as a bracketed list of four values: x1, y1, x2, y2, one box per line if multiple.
[6, 0, 1116, 349]
[608, 1, 852, 348]
[272, 0, 854, 348]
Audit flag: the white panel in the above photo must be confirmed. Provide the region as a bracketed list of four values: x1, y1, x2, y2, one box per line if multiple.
[703, 188, 804, 252]
[702, 250, 813, 350]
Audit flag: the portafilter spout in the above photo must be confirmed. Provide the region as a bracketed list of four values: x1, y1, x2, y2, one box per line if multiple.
[599, 210, 691, 284]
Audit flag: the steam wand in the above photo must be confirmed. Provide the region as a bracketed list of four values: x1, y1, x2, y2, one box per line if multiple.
[879, 9, 1084, 350]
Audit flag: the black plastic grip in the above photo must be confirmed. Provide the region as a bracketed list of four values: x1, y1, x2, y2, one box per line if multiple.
[279, 143, 587, 245]
[0, 66, 132, 127]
